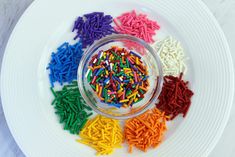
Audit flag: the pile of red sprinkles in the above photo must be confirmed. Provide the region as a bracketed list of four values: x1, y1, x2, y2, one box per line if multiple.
[156, 73, 194, 120]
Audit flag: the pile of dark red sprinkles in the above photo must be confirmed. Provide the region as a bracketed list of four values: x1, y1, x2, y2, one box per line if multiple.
[72, 12, 115, 48]
[156, 73, 194, 120]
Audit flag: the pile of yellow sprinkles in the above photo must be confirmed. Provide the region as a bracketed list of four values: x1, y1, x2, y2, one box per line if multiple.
[77, 115, 123, 155]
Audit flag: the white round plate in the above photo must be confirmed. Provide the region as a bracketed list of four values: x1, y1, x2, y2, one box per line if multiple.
[1, 0, 234, 157]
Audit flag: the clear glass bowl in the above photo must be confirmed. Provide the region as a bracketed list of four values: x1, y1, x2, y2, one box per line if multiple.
[78, 34, 163, 119]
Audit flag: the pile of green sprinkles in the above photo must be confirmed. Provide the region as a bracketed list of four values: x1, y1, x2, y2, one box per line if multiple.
[50, 81, 93, 134]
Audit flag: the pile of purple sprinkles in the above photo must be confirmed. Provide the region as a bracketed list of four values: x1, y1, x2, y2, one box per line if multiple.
[72, 12, 115, 48]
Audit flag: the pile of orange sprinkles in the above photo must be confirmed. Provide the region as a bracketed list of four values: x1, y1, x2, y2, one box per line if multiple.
[124, 108, 167, 153]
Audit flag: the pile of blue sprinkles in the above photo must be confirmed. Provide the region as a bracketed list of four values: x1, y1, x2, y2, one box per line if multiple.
[47, 41, 83, 87]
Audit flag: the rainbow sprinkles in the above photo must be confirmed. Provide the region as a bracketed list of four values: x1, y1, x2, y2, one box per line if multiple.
[47, 10, 193, 155]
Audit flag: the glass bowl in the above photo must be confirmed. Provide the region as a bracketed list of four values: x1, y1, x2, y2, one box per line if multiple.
[77, 34, 163, 119]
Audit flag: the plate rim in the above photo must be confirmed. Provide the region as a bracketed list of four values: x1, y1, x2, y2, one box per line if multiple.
[1, 0, 234, 156]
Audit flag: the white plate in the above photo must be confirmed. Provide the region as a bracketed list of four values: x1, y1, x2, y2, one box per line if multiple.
[1, 0, 234, 156]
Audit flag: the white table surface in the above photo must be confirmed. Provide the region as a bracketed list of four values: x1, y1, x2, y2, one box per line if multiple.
[0, 0, 235, 156]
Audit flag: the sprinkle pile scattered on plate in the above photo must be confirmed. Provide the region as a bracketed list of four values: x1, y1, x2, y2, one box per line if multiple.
[47, 10, 193, 155]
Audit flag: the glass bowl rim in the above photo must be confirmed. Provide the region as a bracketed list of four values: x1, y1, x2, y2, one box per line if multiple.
[77, 34, 163, 120]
